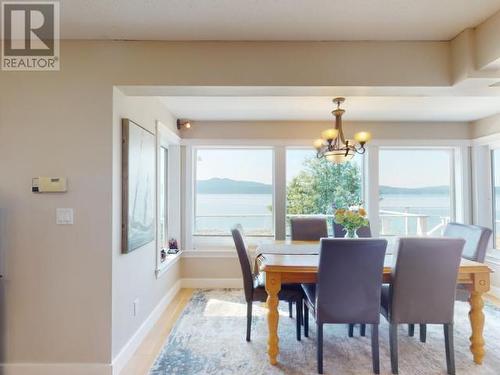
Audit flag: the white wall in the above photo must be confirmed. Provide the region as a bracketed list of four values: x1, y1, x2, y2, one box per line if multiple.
[111, 90, 181, 361]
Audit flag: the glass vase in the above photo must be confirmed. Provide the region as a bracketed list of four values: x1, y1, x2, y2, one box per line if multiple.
[344, 228, 358, 239]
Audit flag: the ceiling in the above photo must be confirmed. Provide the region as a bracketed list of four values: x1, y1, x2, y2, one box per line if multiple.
[159, 96, 500, 122]
[62, 0, 500, 41]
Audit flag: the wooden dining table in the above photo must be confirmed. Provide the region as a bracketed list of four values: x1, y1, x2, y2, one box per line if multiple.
[256, 240, 493, 366]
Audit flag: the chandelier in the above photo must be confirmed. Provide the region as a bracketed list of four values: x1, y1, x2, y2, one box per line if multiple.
[313, 97, 371, 163]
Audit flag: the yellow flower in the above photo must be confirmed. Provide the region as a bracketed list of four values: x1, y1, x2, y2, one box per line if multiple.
[359, 208, 367, 217]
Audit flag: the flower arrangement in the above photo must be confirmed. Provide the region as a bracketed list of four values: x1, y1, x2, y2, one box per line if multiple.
[334, 207, 369, 238]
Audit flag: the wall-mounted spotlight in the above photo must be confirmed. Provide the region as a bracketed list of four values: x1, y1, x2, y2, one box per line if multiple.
[177, 119, 192, 130]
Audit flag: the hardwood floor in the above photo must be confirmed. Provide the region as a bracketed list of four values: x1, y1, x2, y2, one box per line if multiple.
[120, 288, 194, 375]
[119, 289, 500, 375]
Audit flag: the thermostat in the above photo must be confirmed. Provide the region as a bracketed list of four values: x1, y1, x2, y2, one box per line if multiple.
[32, 177, 67, 193]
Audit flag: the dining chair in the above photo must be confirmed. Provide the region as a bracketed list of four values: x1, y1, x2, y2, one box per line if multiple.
[302, 238, 387, 374]
[231, 227, 304, 342]
[407, 223, 492, 339]
[333, 221, 372, 336]
[290, 217, 328, 241]
[333, 222, 372, 238]
[381, 237, 465, 375]
[289, 217, 328, 318]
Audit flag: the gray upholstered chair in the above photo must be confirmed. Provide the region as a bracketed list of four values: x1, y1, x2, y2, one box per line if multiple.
[231, 227, 304, 342]
[302, 238, 387, 374]
[381, 237, 465, 375]
[334, 221, 372, 336]
[290, 217, 328, 241]
[408, 223, 493, 339]
[289, 217, 328, 318]
[443, 222, 492, 263]
[333, 222, 372, 238]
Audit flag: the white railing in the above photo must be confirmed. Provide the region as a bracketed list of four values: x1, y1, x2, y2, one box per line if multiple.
[195, 209, 451, 237]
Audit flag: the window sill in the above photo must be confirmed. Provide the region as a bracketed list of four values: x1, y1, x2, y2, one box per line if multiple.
[155, 250, 183, 278]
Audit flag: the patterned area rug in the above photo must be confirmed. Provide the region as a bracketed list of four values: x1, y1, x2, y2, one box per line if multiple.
[150, 289, 500, 374]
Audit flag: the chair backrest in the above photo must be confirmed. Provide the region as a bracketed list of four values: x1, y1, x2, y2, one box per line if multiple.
[443, 222, 492, 263]
[333, 222, 371, 238]
[390, 237, 465, 324]
[290, 217, 328, 241]
[316, 238, 387, 324]
[231, 227, 253, 302]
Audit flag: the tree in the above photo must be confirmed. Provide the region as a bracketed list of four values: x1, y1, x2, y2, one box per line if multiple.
[286, 157, 362, 216]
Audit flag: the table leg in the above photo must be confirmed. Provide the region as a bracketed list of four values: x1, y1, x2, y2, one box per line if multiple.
[468, 272, 489, 365]
[265, 271, 281, 365]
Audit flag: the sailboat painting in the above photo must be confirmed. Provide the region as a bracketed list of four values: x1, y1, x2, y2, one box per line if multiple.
[121, 119, 156, 253]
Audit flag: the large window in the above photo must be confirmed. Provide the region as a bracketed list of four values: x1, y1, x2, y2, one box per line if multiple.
[378, 148, 454, 237]
[286, 149, 363, 235]
[194, 148, 274, 237]
[492, 149, 500, 248]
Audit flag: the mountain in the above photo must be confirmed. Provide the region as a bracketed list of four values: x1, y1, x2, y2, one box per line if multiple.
[196, 178, 450, 195]
[197, 178, 272, 194]
[379, 185, 449, 195]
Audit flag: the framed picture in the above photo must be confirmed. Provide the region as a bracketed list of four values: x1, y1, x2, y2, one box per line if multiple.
[122, 118, 156, 253]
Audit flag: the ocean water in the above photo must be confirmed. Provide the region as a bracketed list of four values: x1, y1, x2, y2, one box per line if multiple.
[194, 193, 452, 236]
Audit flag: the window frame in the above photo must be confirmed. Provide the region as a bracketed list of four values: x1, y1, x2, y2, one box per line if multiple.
[491, 148, 500, 249]
[190, 145, 276, 249]
[184, 139, 468, 250]
[155, 121, 182, 277]
[375, 146, 458, 237]
[284, 146, 366, 237]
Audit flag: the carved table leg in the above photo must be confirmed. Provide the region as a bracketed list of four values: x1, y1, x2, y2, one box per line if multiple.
[265, 271, 281, 365]
[468, 272, 489, 365]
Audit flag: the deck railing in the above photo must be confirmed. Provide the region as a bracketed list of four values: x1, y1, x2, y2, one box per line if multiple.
[194, 208, 451, 237]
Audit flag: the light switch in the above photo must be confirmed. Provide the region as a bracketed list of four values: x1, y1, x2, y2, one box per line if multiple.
[56, 208, 74, 225]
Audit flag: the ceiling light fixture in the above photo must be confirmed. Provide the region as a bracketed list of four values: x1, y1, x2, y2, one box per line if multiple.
[313, 97, 371, 163]
[177, 119, 191, 130]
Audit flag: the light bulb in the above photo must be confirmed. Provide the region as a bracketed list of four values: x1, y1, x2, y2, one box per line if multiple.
[321, 128, 339, 141]
[313, 139, 324, 150]
[354, 131, 371, 143]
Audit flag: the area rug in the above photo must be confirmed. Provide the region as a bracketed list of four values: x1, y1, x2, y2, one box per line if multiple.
[149, 289, 500, 374]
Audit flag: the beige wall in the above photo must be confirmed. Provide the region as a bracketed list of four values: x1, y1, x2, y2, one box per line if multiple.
[472, 113, 500, 138]
[111, 90, 181, 359]
[181, 120, 471, 140]
[181, 257, 241, 279]
[476, 10, 500, 70]
[0, 58, 113, 364]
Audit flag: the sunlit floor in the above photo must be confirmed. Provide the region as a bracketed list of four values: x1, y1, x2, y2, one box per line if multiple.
[120, 289, 194, 375]
[121, 289, 500, 375]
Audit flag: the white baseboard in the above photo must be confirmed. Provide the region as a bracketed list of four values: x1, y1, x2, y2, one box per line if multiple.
[180, 278, 242, 289]
[0, 363, 112, 375]
[111, 279, 182, 375]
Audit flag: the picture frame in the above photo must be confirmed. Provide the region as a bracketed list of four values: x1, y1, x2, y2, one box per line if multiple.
[121, 118, 156, 253]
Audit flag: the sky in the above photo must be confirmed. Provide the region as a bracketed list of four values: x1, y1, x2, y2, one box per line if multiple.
[196, 148, 452, 188]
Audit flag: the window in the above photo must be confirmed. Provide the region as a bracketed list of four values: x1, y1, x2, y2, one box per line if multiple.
[194, 148, 274, 239]
[159, 146, 168, 250]
[155, 121, 181, 276]
[378, 148, 454, 237]
[491, 149, 500, 248]
[286, 148, 363, 235]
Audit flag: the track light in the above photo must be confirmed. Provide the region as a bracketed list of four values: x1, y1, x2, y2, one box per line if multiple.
[177, 119, 191, 130]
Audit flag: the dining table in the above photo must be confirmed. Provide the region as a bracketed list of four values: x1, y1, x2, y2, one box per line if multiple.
[255, 239, 493, 366]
